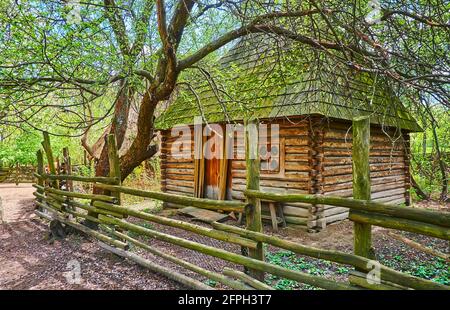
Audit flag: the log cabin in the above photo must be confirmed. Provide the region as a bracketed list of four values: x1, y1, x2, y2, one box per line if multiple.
[155, 34, 421, 232]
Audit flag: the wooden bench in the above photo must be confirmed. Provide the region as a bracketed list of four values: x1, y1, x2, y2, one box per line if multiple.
[238, 201, 286, 232]
[267, 201, 286, 232]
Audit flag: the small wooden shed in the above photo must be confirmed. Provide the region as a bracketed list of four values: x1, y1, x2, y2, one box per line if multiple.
[155, 35, 421, 231]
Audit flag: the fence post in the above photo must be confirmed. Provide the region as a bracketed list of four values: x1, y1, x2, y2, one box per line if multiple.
[107, 134, 121, 204]
[351, 116, 373, 258]
[63, 147, 73, 192]
[244, 119, 264, 281]
[36, 150, 44, 208]
[15, 162, 19, 186]
[41, 131, 58, 188]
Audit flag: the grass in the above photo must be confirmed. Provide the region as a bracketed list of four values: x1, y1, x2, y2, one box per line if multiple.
[204, 279, 217, 287]
[379, 255, 449, 285]
[142, 200, 163, 214]
[126, 221, 155, 242]
[263, 248, 343, 290]
[263, 246, 449, 290]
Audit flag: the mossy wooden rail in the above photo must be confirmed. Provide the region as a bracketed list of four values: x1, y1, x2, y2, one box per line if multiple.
[244, 190, 450, 241]
[211, 221, 447, 290]
[94, 183, 247, 213]
[33, 181, 356, 290]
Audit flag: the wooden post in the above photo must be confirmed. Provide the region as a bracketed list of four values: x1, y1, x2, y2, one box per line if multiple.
[63, 147, 73, 192]
[351, 117, 373, 258]
[107, 134, 121, 204]
[36, 150, 44, 208]
[244, 119, 264, 281]
[15, 162, 19, 186]
[41, 131, 58, 188]
[403, 133, 411, 206]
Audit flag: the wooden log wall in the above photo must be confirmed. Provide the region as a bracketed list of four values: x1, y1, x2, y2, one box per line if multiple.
[159, 117, 411, 232]
[318, 119, 409, 228]
[160, 127, 196, 208]
[230, 120, 312, 229]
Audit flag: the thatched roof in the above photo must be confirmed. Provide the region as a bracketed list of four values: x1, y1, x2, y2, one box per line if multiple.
[155, 34, 421, 131]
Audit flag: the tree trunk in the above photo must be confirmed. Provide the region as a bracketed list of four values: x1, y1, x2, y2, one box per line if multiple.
[119, 90, 159, 180]
[430, 121, 448, 202]
[93, 83, 133, 193]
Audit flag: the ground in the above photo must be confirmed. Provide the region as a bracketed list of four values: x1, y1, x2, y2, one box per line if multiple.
[0, 183, 448, 290]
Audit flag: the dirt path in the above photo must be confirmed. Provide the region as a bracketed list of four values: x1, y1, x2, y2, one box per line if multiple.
[0, 183, 36, 224]
[0, 183, 183, 290]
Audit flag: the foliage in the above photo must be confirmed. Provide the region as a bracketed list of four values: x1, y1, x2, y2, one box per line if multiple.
[410, 106, 449, 199]
[204, 279, 217, 288]
[0, 0, 448, 181]
[379, 255, 449, 285]
[0, 125, 84, 165]
[264, 248, 346, 290]
[127, 221, 154, 242]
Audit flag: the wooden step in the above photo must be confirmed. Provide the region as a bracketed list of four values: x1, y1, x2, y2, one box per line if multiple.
[178, 207, 229, 223]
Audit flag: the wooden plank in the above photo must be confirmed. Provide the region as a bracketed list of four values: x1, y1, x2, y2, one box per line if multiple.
[165, 168, 195, 175]
[324, 176, 405, 191]
[285, 216, 308, 225]
[233, 184, 307, 194]
[232, 170, 310, 182]
[285, 146, 310, 154]
[325, 181, 406, 197]
[284, 162, 310, 171]
[371, 187, 406, 200]
[165, 185, 194, 194]
[284, 137, 309, 146]
[161, 163, 195, 169]
[165, 179, 195, 188]
[285, 153, 310, 162]
[165, 174, 194, 181]
[268, 203, 279, 232]
[321, 206, 349, 215]
[232, 178, 309, 190]
[324, 211, 350, 224]
[282, 205, 310, 217]
[178, 207, 229, 223]
[373, 194, 406, 204]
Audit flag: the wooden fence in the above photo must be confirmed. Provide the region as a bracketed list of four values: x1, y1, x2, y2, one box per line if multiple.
[32, 122, 450, 290]
[0, 164, 35, 184]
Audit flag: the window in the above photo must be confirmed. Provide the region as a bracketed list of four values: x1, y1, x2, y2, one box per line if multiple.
[260, 141, 280, 172]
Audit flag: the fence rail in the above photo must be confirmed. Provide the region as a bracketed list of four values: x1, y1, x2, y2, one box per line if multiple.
[0, 164, 35, 184]
[31, 124, 450, 291]
[244, 190, 450, 240]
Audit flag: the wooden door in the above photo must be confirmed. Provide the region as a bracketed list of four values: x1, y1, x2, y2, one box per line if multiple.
[194, 124, 230, 200]
[203, 125, 223, 199]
